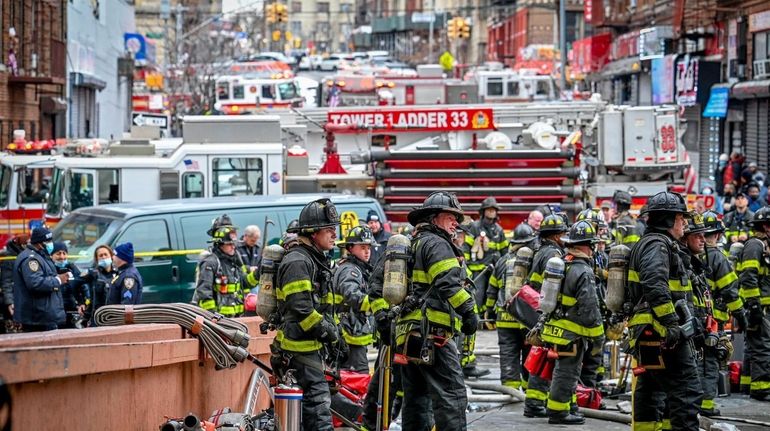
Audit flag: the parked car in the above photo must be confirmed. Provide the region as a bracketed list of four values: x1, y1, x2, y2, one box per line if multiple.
[299, 55, 323, 70]
[319, 53, 355, 71]
[52, 194, 388, 304]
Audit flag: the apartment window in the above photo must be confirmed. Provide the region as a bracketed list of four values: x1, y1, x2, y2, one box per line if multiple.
[318, 2, 329, 12]
[755, 31, 770, 61]
[290, 21, 302, 35]
[317, 21, 330, 34]
[291, 1, 301, 12]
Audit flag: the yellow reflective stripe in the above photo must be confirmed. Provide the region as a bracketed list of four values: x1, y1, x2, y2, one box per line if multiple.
[277, 279, 312, 299]
[503, 380, 522, 389]
[343, 329, 374, 346]
[246, 270, 258, 287]
[741, 376, 751, 385]
[652, 302, 676, 318]
[276, 330, 322, 352]
[464, 235, 475, 246]
[660, 419, 672, 431]
[560, 295, 577, 306]
[668, 279, 692, 292]
[299, 310, 323, 331]
[219, 305, 237, 315]
[489, 240, 508, 251]
[398, 308, 461, 331]
[548, 319, 604, 338]
[413, 270, 430, 284]
[623, 235, 640, 244]
[226, 283, 239, 293]
[631, 422, 657, 431]
[370, 298, 389, 313]
[496, 311, 518, 322]
[628, 312, 667, 337]
[485, 297, 496, 308]
[715, 271, 738, 289]
[489, 275, 501, 288]
[727, 297, 744, 311]
[448, 288, 472, 309]
[547, 397, 571, 412]
[332, 293, 345, 305]
[526, 389, 548, 401]
[741, 287, 761, 299]
[496, 320, 524, 328]
[467, 263, 486, 272]
[428, 258, 460, 281]
[466, 266, 473, 278]
[199, 299, 216, 310]
[751, 381, 770, 391]
[761, 297, 770, 306]
[712, 308, 730, 322]
[740, 259, 760, 271]
[628, 270, 640, 282]
[320, 292, 335, 305]
[360, 296, 371, 313]
[701, 399, 715, 410]
[529, 272, 544, 284]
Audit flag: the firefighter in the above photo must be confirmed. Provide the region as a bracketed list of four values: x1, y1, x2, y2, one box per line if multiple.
[108, 242, 143, 305]
[397, 191, 478, 431]
[540, 220, 604, 425]
[626, 191, 702, 430]
[523, 213, 568, 418]
[0, 234, 27, 334]
[738, 206, 770, 401]
[468, 196, 509, 315]
[610, 190, 641, 246]
[194, 225, 256, 316]
[334, 225, 376, 373]
[272, 198, 342, 431]
[487, 223, 538, 390]
[367, 210, 391, 264]
[12, 227, 69, 332]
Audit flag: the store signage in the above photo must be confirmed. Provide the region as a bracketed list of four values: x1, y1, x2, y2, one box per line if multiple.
[652, 55, 676, 104]
[327, 108, 495, 132]
[750, 10, 770, 33]
[703, 87, 729, 118]
[676, 56, 699, 107]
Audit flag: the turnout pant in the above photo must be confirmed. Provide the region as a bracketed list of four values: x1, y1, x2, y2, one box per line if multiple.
[746, 312, 770, 399]
[742, 336, 752, 394]
[525, 373, 551, 409]
[341, 345, 370, 373]
[497, 326, 528, 388]
[288, 351, 333, 431]
[547, 340, 586, 417]
[401, 339, 467, 431]
[580, 339, 603, 388]
[632, 340, 702, 431]
[697, 345, 720, 413]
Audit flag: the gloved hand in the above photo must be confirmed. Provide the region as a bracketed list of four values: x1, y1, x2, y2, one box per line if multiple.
[375, 312, 392, 346]
[461, 311, 479, 336]
[747, 301, 764, 327]
[733, 309, 749, 333]
[313, 319, 339, 344]
[590, 336, 605, 356]
[486, 308, 497, 322]
[664, 325, 682, 349]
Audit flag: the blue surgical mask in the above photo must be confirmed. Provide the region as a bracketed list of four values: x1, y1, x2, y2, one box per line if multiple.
[44, 242, 54, 255]
[54, 260, 68, 269]
[98, 258, 112, 269]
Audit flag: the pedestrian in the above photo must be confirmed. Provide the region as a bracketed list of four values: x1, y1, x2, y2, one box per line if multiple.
[333, 225, 376, 373]
[237, 225, 262, 273]
[195, 225, 255, 316]
[715, 154, 728, 197]
[523, 213, 568, 418]
[726, 151, 744, 189]
[366, 210, 391, 265]
[0, 234, 27, 334]
[625, 191, 702, 430]
[722, 183, 737, 212]
[12, 227, 69, 332]
[108, 242, 143, 305]
[397, 191, 478, 431]
[525, 209, 544, 231]
[539, 220, 604, 425]
[487, 223, 539, 390]
[723, 192, 754, 244]
[737, 207, 770, 401]
[50, 242, 89, 328]
[84, 245, 117, 326]
[746, 182, 767, 212]
[271, 198, 342, 431]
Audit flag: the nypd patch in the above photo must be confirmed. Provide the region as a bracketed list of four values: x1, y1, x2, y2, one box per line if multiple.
[124, 278, 135, 290]
[28, 260, 40, 272]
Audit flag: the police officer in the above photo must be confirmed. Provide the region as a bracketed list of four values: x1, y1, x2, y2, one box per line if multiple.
[272, 198, 341, 431]
[611, 190, 641, 246]
[738, 206, 770, 401]
[397, 191, 478, 431]
[541, 220, 604, 425]
[108, 242, 143, 305]
[523, 213, 567, 418]
[0, 234, 27, 334]
[196, 225, 257, 316]
[468, 197, 509, 314]
[626, 191, 702, 430]
[367, 210, 391, 264]
[50, 242, 90, 328]
[237, 225, 262, 272]
[334, 225, 376, 373]
[487, 223, 538, 390]
[12, 227, 68, 332]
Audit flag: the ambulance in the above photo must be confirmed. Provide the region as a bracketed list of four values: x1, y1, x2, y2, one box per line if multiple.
[0, 154, 58, 245]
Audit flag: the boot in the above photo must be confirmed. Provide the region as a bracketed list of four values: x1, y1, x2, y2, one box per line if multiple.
[699, 407, 721, 417]
[523, 405, 547, 418]
[548, 412, 586, 425]
[463, 366, 491, 378]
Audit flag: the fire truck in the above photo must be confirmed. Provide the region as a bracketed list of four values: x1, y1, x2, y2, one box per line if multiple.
[471, 69, 559, 103]
[214, 72, 304, 114]
[0, 154, 58, 245]
[44, 116, 285, 225]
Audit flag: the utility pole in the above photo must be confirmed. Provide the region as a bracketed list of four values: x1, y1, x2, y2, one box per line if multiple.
[559, 0, 567, 97]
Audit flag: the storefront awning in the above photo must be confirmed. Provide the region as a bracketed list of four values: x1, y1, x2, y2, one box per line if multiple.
[70, 72, 107, 90]
[703, 83, 732, 118]
[600, 57, 643, 78]
[731, 79, 770, 99]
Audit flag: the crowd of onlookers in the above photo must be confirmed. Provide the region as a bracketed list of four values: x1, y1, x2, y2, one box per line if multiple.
[712, 151, 768, 214]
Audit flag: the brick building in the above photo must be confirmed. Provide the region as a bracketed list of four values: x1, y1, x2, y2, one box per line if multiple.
[0, 0, 67, 150]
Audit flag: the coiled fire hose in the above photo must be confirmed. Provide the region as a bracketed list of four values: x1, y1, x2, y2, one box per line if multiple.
[94, 303, 253, 370]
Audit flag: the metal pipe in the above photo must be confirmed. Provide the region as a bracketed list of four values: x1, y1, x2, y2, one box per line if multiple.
[382, 185, 582, 198]
[376, 167, 581, 179]
[352, 149, 573, 163]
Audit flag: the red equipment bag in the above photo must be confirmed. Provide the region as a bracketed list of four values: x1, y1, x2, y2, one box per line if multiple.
[729, 361, 742, 392]
[330, 370, 371, 428]
[524, 346, 556, 381]
[576, 384, 603, 409]
[509, 284, 541, 329]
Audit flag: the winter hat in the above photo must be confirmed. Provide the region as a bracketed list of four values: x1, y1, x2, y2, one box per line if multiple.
[52, 242, 68, 254]
[366, 210, 380, 223]
[30, 227, 53, 244]
[114, 242, 134, 265]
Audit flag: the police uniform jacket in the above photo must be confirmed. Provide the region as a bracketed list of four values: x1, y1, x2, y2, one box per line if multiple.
[274, 237, 335, 353]
[12, 245, 65, 326]
[88, 266, 116, 324]
[237, 242, 262, 269]
[108, 263, 143, 305]
[371, 229, 392, 265]
[468, 218, 509, 272]
[195, 247, 252, 316]
[56, 262, 89, 312]
[395, 224, 476, 346]
[526, 239, 563, 291]
[541, 251, 604, 346]
[738, 233, 770, 307]
[333, 255, 374, 346]
[704, 245, 742, 323]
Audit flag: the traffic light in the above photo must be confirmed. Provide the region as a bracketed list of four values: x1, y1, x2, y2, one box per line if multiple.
[447, 17, 459, 39]
[276, 3, 289, 23]
[272, 30, 282, 41]
[459, 18, 471, 38]
[266, 3, 277, 23]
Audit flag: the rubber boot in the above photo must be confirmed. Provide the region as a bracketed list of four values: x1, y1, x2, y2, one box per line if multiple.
[523, 405, 547, 418]
[548, 412, 586, 425]
[463, 366, 491, 378]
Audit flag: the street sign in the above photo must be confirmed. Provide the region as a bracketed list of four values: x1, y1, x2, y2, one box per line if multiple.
[412, 12, 436, 23]
[132, 112, 169, 129]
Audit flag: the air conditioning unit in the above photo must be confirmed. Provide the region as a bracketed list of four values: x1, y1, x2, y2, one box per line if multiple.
[754, 59, 770, 79]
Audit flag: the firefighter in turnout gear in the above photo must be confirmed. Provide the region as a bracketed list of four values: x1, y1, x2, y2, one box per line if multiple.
[626, 191, 702, 430]
[397, 191, 478, 431]
[738, 206, 770, 401]
[488, 223, 539, 390]
[468, 196, 509, 312]
[272, 198, 342, 431]
[523, 213, 567, 418]
[195, 225, 258, 316]
[611, 190, 642, 246]
[333, 225, 376, 373]
[541, 220, 604, 425]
